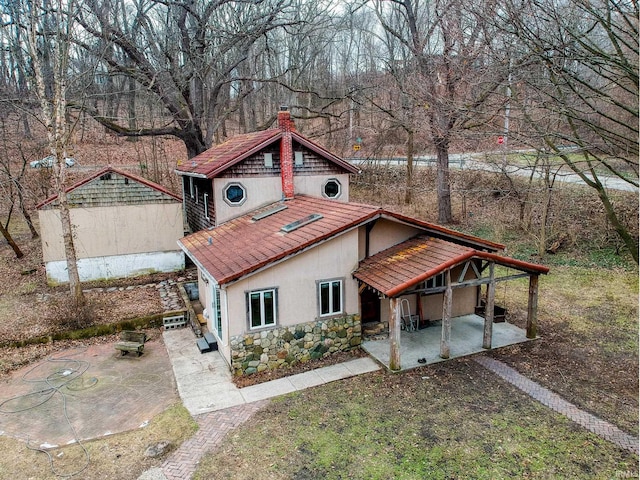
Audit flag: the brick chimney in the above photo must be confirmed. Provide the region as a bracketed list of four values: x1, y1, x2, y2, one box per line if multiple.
[278, 106, 295, 200]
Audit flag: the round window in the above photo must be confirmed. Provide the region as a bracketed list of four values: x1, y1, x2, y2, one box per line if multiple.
[224, 183, 246, 205]
[323, 179, 341, 198]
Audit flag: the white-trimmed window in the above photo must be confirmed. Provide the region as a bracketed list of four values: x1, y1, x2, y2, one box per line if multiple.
[224, 182, 246, 206]
[204, 193, 210, 220]
[195, 185, 199, 203]
[323, 178, 341, 198]
[212, 285, 222, 338]
[318, 279, 343, 316]
[189, 177, 194, 198]
[294, 151, 304, 166]
[264, 153, 273, 168]
[248, 288, 277, 329]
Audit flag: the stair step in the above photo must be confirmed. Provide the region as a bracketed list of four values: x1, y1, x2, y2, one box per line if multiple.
[203, 332, 218, 350]
[196, 337, 211, 353]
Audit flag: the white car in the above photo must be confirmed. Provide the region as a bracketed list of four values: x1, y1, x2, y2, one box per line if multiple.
[30, 155, 76, 168]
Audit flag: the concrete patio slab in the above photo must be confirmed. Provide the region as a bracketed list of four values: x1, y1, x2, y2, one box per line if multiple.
[362, 314, 535, 371]
[164, 328, 382, 415]
[0, 340, 177, 447]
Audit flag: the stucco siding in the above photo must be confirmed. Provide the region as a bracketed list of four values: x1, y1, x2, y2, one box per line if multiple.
[224, 229, 360, 339]
[420, 264, 479, 321]
[294, 174, 350, 201]
[213, 177, 282, 224]
[40, 203, 184, 262]
[367, 219, 422, 258]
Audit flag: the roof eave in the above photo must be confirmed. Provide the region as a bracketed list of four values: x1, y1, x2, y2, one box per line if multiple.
[367, 250, 549, 298]
[37, 165, 181, 209]
[380, 211, 505, 252]
[291, 132, 360, 174]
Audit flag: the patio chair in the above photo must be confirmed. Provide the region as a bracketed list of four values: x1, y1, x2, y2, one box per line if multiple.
[400, 298, 419, 331]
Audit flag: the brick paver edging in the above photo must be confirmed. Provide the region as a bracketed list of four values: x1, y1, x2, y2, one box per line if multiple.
[162, 400, 270, 480]
[475, 356, 639, 455]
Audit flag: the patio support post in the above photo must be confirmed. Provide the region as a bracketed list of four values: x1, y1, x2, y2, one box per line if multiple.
[483, 262, 495, 349]
[440, 270, 452, 359]
[526, 275, 539, 338]
[389, 297, 401, 370]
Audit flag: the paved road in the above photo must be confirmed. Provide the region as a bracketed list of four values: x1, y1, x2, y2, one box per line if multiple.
[349, 153, 638, 193]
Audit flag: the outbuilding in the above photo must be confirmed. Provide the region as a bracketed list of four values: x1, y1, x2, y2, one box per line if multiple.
[37, 167, 185, 284]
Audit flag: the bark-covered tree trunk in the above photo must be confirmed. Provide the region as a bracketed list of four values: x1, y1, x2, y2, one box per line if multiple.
[404, 129, 414, 205]
[435, 138, 453, 224]
[0, 220, 23, 258]
[16, 183, 38, 238]
[28, 0, 84, 304]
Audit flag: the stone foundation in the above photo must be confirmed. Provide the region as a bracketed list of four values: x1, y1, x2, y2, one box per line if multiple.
[230, 315, 361, 376]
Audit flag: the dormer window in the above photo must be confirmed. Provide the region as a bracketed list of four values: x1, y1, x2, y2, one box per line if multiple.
[323, 178, 341, 198]
[224, 182, 246, 206]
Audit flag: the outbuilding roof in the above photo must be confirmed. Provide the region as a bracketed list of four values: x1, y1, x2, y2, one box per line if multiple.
[174, 128, 359, 178]
[36, 166, 181, 209]
[354, 234, 550, 297]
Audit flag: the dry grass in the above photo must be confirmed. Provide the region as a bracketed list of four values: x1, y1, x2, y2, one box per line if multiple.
[0, 403, 197, 480]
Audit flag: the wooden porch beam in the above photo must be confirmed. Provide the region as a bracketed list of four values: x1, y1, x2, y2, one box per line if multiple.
[389, 297, 401, 370]
[403, 272, 531, 296]
[440, 270, 452, 359]
[483, 262, 495, 349]
[526, 275, 539, 339]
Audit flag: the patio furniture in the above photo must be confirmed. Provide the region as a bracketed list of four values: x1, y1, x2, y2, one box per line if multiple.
[400, 298, 420, 332]
[114, 331, 147, 356]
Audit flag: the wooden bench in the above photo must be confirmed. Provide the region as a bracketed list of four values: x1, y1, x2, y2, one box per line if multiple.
[114, 331, 147, 356]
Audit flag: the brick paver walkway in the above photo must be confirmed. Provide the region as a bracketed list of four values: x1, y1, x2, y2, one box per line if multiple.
[162, 400, 269, 480]
[475, 356, 639, 455]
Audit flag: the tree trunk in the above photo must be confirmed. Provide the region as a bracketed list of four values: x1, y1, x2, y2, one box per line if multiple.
[182, 128, 208, 159]
[58, 187, 83, 302]
[435, 139, 453, 223]
[0, 220, 23, 258]
[596, 183, 639, 264]
[17, 184, 38, 238]
[404, 129, 414, 204]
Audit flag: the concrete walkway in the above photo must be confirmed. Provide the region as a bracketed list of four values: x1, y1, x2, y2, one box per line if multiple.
[137, 329, 381, 479]
[163, 328, 380, 416]
[475, 356, 639, 455]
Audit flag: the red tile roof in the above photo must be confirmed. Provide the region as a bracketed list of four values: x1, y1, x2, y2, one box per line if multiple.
[174, 128, 358, 178]
[354, 235, 549, 297]
[36, 166, 181, 209]
[178, 195, 380, 285]
[175, 130, 281, 178]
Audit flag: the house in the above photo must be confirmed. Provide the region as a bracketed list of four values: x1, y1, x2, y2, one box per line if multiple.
[177, 108, 549, 375]
[175, 106, 358, 232]
[38, 167, 185, 284]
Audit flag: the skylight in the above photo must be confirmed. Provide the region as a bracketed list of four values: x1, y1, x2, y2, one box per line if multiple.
[252, 205, 288, 221]
[280, 213, 323, 233]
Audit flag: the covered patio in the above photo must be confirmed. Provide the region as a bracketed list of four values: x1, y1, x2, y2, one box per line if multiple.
[354, 235, 549, 371]
[362, 314, 532, 371]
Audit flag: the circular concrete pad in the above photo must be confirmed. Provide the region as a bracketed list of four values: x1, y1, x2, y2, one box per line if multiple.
[0, 340, 178, 448]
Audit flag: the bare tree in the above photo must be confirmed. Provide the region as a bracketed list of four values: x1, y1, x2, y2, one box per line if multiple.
[71, 0, 309, 158]
[25, 0, 84, 302]
[504, 0, 639, 263]
[370, 0, 509, 223]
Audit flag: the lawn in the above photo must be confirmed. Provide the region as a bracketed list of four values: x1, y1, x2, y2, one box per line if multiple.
[192, 265, 638, 479]
[0, 403, 197, 479]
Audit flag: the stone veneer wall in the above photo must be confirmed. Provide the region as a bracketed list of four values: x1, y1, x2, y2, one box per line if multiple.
[230, 315, 361, 376]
